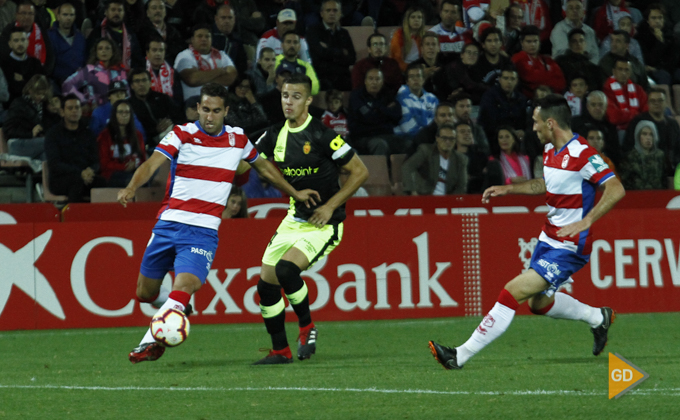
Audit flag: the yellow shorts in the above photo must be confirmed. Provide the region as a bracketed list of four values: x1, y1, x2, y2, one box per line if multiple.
[262, 216, 343, 268]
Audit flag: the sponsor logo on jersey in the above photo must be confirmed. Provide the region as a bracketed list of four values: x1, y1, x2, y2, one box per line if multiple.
[561, 154, 570, 168]
[193, 137, 202, 144]
[303, 141, 311, 154]
[282, 166, 320, 176]
[588, 154, 609, 172]
[191, 247, 214, 262]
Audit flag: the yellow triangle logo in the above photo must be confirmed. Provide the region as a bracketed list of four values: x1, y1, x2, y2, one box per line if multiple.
[608, 353, 649, 399]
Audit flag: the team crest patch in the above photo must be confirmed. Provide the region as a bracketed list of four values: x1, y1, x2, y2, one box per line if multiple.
[588, 154, 609, 172]
[561, 154, 570, 168]
[229, 132, 235, 146]
[303, 141, 311, 154]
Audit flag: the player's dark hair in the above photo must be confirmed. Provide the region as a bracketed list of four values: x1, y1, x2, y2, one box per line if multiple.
[536, 94, 572, 129]
[480, 26, 503, 44]
[283, 73, 313, 96]
[611, 29, 631, 44]
[519, 25, 540, 41]
[200, 83, 229, 108]
[437, 123, 456, 137]
[567, 28, 586, 43]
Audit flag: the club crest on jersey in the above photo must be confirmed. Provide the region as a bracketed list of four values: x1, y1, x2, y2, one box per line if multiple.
[228, 132, 235, 146]
[561, 154, 570, 168]
[303, 141, 311, 154]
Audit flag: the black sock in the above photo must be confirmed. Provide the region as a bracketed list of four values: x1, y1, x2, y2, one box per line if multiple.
[257, 279, 288, 350]
[276, 260, 312, 328]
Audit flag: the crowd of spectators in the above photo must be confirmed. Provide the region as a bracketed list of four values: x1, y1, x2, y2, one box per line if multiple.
[1, 0, 679, 204]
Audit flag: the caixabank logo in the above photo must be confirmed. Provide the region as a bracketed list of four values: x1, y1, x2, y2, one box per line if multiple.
[609, 353, 649, 399]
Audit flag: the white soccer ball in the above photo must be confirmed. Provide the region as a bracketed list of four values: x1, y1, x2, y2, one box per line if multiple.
[150, 308, 190, 347]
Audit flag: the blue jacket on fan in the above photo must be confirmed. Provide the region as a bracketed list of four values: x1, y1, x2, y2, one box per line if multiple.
[48, 22, 87, 85]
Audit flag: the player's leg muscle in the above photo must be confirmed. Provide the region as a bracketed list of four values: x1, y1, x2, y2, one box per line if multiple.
[136, 273, 163, 301]
[504, 269, 550, 305]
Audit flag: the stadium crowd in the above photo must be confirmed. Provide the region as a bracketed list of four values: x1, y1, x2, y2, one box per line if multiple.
[1, 0, 680, 203]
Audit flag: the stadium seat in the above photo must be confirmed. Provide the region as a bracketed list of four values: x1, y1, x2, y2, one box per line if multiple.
[389, 154, 407, 195]
[0, 128, 36, 203]
[90, 188, 121, 203]
[41, 161, 67, 203]
[358, 155, 392, 196]
[135, 187, 166, 202]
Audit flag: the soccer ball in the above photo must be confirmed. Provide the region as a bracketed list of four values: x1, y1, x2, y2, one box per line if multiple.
[150, 308, 190, 347]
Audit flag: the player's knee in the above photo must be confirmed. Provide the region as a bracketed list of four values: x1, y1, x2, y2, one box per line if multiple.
[275, 260, 302, 289]
[257, 279, 282, 306]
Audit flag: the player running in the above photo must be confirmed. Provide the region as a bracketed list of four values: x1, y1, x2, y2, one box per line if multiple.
[119, 83, 319, 364]
[429, 94, 626, 369]
[251, 74, 368, 364]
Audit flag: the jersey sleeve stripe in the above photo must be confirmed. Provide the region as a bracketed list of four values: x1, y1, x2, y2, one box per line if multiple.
[155, 144, 177, 158]
[176, 164, 235, 183]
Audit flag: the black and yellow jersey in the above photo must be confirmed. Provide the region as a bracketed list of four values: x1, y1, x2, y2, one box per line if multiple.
[256, 115, 355, 225]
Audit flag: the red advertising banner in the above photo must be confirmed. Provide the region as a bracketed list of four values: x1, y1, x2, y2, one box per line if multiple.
[1, 209, 679, 331]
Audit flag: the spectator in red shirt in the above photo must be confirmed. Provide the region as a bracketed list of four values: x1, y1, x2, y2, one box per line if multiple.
[592, 0, 630, 42]
[511, 25, 565, 98]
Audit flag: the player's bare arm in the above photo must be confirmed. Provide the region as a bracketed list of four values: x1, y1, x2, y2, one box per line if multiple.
[117, 151, 169, 207]
[557, 176, 625, 238]
[482, 178, 546, 203]
[308, 154, 369, 228]
[249, 156, 320, 207]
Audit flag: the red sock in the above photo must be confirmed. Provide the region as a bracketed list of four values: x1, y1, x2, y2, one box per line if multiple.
[272, 346, 292, 358]
[530, 301, 555, 315]
[497, 289, 519, 310]
[169, 290, 191, 308]
[300, 322, 315, 332]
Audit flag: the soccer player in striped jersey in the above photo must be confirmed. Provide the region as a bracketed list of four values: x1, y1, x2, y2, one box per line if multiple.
[252, 74, 369, 364]
[118, 82, 320, 364]
[430, 94, 626, 369]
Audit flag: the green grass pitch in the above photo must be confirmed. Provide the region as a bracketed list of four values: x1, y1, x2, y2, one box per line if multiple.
[1, 313, 679, 419]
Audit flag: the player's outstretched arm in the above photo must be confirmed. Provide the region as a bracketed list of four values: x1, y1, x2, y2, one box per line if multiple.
[249, 156, 321, 206]
[117, 151, 168, 207]
[481, 178, 546, 203]
[557, 176, 625, 238]
[308, 154, 369, 228]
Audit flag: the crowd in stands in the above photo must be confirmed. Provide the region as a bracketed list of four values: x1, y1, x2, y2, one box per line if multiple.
[1, 0, 680, 205]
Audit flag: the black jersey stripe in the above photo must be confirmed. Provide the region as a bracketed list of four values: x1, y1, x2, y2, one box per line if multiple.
[308, 224, 340, 267]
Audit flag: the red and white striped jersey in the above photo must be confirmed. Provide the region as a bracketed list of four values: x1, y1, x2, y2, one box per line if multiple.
[154, 122, 259, 230]
[427, 24, 473, 54]
[541, 135, 614, 255]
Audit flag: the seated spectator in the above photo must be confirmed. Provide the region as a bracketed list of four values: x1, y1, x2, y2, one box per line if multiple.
[620, 120, 666, 190]
[248, 47, 276, 97]
[411, 101, 454, 154]
[555, 28, 604, 92]
[347, 68, 402, 156]
[89, 80, 145, 141]
[439, 42, 487, 103]
[128, 69, 182, 150]
[472, 27, 510, 89]
[215, 0, 264, 49]
[593, 0, 631, 42]
[427, 0, 473, 65]
[0, 28, 43, 104]
[97, 99, 146, 187]
[477, 65, 528, 144]
[273, 31, 320, 95]
[0, 0, 16, 31]
[45, 94, 107, 202]
[515, 0, 552, 44]
[255, 9, 311, 66]
[390, 6, 426, 72]
[502, 3, 523, 56]
[564, 75, 588, 116]
[635, 3, 680, 85]
[138, 0, 184, 65]
[402, 123, 467, 195]
[62, 38, 128, 114]
[225, 74, 268, 137]
[351, 32, 403, 96]
[599, 30, 648, 90]
[174, 24, 237, 100]
[511, 26, 565, 98]
[0, 1, 54, 73]
[586, 128, 619, 178]
[48, 1, 87, 85]
[3, 74, 54, 160]
[451, 93, 489, 155]
[221, 186, 249, 219]
[623, 87, 680, 177]
[183, 95, 200, 123]
[394, 64, 439, 144]
[88, 0, 144, 70]
[211, 2, 247, 77]
[306, 0, 356, 91]
[454, 120, 502, 193]
[242, 169, 283, 199]
[573, 90, 622, 167]
[259, 67, 288, 125]
[550, 0, 598, 63]
[145, 36, 182, 101]
[321, 89, 348, 137]
[602, 57, 648, 130]
[493, 126, 532, 184]
[412, 32, 444, 95]
[599, 12, 644, 65]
